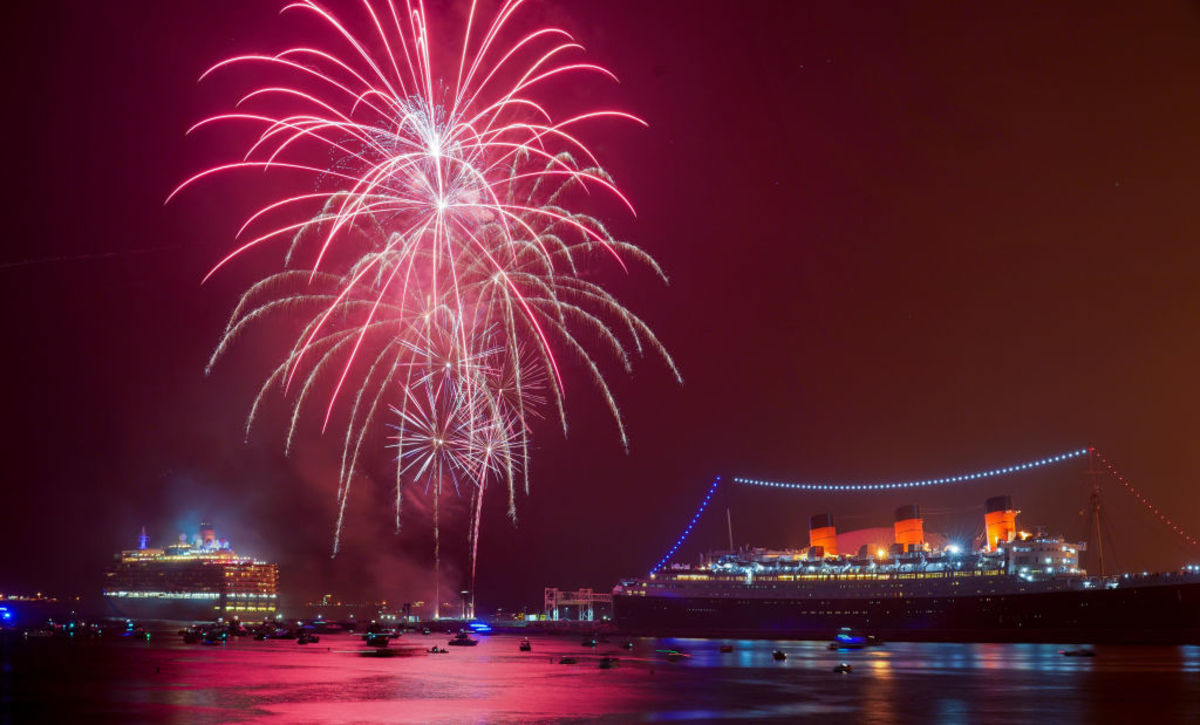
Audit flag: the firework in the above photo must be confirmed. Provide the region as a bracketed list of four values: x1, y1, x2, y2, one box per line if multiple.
[177, 0, 678, 593]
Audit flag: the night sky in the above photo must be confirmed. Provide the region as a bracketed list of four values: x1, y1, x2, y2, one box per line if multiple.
[4, 1, 1200, 613]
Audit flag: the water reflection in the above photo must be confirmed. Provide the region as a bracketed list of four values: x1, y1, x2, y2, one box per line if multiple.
[3, 633, 1199, 722]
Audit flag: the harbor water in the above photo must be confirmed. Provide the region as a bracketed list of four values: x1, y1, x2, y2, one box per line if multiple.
[3, 632, 1199, 722]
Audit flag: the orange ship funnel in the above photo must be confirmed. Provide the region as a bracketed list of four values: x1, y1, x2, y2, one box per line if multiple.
[893, 504, 924, 548]
[984, 495, 1017, 551]
[809, 513, 838, 557]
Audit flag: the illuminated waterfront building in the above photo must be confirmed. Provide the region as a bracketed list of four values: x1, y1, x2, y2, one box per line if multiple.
[104, 522, 278, 621]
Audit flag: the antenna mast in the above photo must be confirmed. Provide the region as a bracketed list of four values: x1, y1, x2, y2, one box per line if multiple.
[1087, 446, 1105, 576]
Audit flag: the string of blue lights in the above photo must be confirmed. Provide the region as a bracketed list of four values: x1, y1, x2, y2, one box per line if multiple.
[733, 447, 1089, 491]
[649, 476, 720, 574]
[648, 448, 1090, 573]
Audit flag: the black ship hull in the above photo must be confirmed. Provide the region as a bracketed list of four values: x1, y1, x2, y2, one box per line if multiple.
[614, 581, 1200, 644]
[104, 596, 224, 623]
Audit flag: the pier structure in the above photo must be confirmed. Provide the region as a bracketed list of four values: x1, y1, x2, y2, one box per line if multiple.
[543, 588, 613, 622]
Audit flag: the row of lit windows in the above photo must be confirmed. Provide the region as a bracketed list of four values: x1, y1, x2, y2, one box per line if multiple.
[675, 570, 1004, 584]
[105, 590, 276, 599]
[105, 591, 220, 599]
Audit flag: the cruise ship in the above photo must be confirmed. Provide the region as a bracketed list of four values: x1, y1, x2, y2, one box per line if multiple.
[614, 496, 1200, 643]
[103, 522, 279, 622]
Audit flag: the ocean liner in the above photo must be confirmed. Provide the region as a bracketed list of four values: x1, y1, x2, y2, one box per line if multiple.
[613, 496, 1200, 643]
[103, 522, 278, 622]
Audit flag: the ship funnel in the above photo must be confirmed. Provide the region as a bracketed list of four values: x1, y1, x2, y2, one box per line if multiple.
[809, 513, 838, 557]
[893, 504, 924, 548]
[984, 495, 1018, 551]
[200, 521, 216, 547]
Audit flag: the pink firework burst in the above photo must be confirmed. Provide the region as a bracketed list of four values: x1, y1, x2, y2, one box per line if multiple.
[180, 0, 679, 568]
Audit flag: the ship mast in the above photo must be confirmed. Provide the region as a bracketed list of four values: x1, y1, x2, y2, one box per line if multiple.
[726, 508, 734, 551]
[1087, 446, 1105, 576]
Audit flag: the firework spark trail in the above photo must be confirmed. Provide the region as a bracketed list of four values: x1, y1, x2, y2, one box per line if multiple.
[182, 0, 679, 585]
[0, 245, 179, 271]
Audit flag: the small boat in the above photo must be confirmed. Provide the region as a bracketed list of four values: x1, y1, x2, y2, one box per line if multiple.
[831, 627, 868, 650]
[364, 634, 390, 647]
[598, 656, 618, 669]
[558, 656, 578, 664]
[428, 646, 449, 654]
[1060, 649, 1096, 657]
[656, 648, 687, 662]
[833, 663, 853, 673]
[581, 638, 598, 647]
[718, 645, 734, 653]
[448, 631, 478, 647]
[622, 641, 635, 650]
[772, 650, 787, 661]
[297, 632, 320, 645]
[519, 638, 532, 652]
[421, 628, 431, 635]
[120, 622, 145, 639]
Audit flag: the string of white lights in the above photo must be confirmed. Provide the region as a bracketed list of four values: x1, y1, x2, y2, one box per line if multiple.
[733, 448, 1090, 491]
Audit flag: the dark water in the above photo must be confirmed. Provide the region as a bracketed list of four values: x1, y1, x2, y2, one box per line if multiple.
[3, 632, 1199, 723]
